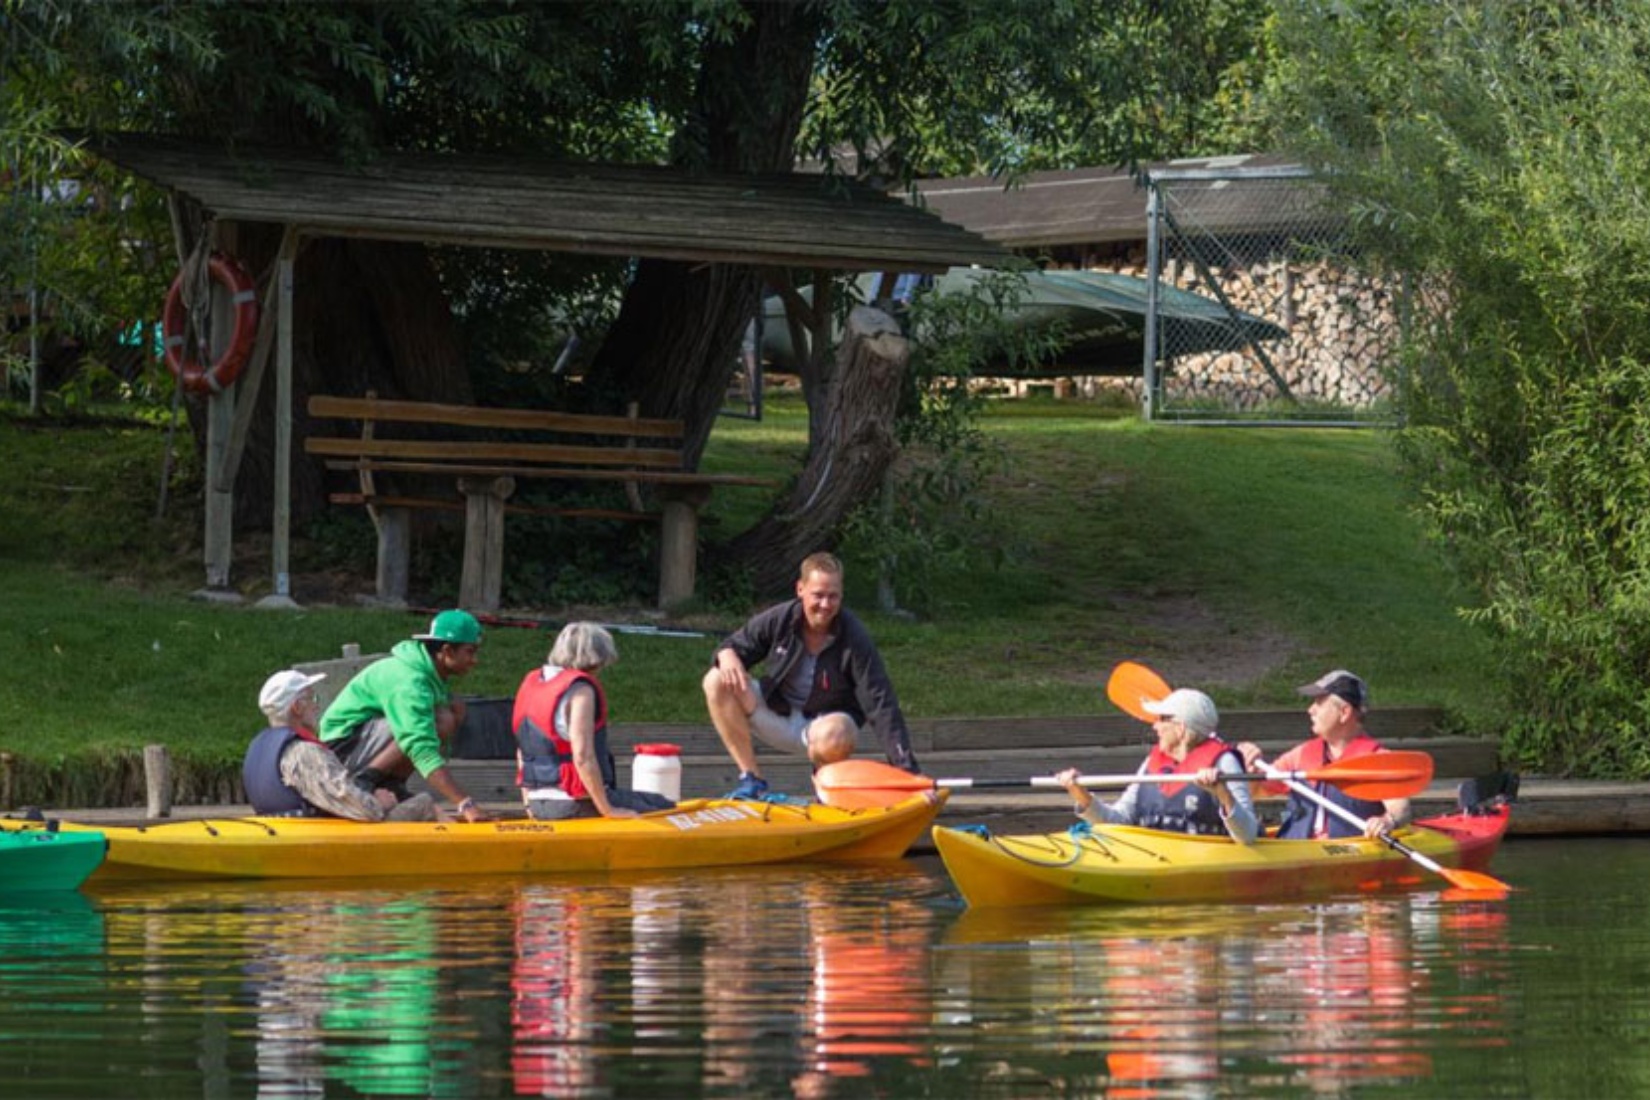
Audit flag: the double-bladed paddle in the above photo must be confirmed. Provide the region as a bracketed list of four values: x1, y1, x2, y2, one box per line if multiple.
[812, 752, 1433, 811]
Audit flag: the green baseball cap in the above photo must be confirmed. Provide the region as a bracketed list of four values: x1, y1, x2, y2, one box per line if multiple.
[414, 609, 483, 645]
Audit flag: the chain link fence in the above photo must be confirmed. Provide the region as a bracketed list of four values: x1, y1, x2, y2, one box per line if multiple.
[1142, 166, 1402, 425]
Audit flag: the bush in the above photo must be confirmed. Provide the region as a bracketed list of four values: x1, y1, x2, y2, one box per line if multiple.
[1270, 3, 1650, 776]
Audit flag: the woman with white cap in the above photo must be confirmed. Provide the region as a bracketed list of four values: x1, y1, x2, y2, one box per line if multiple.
[1055, 687, 1257, 844]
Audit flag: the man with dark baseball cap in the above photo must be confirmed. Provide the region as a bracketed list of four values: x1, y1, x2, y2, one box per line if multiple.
[1297, 669, 1369, 712]
[1241, 667, 1409, 840]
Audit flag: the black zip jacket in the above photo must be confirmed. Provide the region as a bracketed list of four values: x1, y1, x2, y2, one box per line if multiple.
[715, 599, 919, 773]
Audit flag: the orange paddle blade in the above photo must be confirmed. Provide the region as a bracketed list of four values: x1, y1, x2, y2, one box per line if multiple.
[1106, 660, 1172, 723]
[1304, 750, 1435, 800]
[814, 760, 937, 809]
[1438, 867, 1512, 895]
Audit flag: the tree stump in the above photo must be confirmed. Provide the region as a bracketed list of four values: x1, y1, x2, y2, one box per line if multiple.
[727, 306, 909, 594]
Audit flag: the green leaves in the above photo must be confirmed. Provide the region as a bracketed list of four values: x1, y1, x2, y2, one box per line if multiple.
[1271, 1, 1650, 777]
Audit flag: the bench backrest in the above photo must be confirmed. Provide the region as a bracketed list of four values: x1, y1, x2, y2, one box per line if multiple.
[305, 395, 688, 470]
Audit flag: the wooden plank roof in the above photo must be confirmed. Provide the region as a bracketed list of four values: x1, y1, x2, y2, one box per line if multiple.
[86, 133, 1014, 274]
[913, 153, 1313, 249]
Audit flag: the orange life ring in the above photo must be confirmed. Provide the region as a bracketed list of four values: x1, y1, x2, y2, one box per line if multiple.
[162, 253, 259, 395]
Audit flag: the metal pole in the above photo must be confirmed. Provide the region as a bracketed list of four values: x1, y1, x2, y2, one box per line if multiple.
[26, 169, 40, 415]
[1143, 180, 1161, 422]
[26, 278, 39, 416]
[272, 252, 294, 599]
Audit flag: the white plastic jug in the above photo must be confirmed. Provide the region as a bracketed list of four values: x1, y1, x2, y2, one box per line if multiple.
[632, 743, 683, 801]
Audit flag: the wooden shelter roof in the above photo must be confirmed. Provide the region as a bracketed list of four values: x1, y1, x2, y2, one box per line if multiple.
[86, 133, 1013, 274]
[913, 153, 1309, 249]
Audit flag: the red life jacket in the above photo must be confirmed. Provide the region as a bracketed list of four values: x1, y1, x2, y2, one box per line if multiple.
[512, 668, 613, 799]
[1276, 734, 1387, 840]
[1134, 736, 1238, 835]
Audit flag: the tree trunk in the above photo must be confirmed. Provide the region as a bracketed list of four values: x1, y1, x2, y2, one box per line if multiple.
[726, 306, 909, 594]
[585, 1, 821, 465]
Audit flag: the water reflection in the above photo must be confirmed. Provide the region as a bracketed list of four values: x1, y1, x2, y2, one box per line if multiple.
[0, 842, 1613, 1098]
[941, 894, 1512, 1097]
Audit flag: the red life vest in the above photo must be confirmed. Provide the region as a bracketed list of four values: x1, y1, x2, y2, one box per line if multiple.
[1134, 736, 1238, 835]
[512, 668, 613, 799]
[1276, 734, 1387, 840]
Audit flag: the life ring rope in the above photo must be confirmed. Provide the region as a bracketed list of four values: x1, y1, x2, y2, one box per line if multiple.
[162, 252, 260, 396]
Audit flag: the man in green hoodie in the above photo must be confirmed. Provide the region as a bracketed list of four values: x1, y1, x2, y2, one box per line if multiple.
[319, 609, 491, 823]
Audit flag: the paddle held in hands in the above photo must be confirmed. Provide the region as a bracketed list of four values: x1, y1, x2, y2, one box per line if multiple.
[813, 752, 1433, 811]
[1266, 768, 1511, 894]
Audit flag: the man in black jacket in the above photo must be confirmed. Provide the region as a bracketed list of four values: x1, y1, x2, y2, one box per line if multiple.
[702, 552, 921, 800]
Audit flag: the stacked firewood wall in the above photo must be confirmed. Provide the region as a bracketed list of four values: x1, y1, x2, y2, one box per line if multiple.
[1041, 246, 1401, 415]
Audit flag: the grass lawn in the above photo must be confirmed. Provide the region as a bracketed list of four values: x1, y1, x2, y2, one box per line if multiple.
[0, 395, 1501, 802]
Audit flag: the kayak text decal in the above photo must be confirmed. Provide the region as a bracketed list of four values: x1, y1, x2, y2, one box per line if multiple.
[667, 805, 763, 830]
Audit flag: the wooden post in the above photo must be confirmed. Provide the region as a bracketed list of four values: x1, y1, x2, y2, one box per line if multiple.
[201, 227, 238, 597]
[202, 390, 235, 591]
[458, 475, 515, 611]
[374, 507, 411, 607]
[270, 238, 300, 603]
[623, 402, 645, 514]
[258, 245, 300, 608]
[144, 744, 172, 818]
[657, 485, 711, 609]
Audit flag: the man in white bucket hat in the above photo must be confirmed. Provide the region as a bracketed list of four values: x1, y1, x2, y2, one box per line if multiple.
[243, 669, 438, 820]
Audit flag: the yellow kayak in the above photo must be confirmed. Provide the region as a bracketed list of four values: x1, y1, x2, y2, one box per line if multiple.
[932, 807, 1509, 907]
[0, 793, 945, 882]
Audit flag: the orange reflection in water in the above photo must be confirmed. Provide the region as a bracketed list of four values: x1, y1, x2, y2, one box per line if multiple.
[503, 865, 944, 1099]
[797, 895, 934, 1090]
[945, 893, 1512, 1098]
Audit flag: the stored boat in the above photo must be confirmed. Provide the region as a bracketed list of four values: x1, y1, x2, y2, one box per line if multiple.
[932, 805, 1509, 908]
[0, 793, 944, 882]
[0, 827, 107, 893]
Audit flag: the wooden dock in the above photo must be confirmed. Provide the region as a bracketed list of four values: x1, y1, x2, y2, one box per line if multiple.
[39, 708, 1650, 839]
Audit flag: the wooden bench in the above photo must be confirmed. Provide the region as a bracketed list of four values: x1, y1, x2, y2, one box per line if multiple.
[305, 395, 777, 610]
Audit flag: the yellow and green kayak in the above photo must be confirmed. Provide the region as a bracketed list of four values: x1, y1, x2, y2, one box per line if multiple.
[932, 806, 1510, 908]
[1, 793, 944, 882]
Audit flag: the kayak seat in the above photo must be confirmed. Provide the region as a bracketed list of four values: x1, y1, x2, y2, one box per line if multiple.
[1457, 771, 1520, 815]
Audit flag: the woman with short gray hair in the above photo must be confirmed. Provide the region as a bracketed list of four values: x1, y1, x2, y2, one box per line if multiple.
[549, 620, 619, 673]
[511, 622, 675, 820]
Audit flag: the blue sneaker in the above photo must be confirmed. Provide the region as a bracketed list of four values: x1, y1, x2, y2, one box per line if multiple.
[727, 773, 770, 800]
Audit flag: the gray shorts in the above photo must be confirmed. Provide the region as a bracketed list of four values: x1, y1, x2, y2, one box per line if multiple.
[331, 717, 400, 779]
[749, 684, 858, 755]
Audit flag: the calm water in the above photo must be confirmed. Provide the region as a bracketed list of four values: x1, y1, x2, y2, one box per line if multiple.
[0, 838, 1642, 1098]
